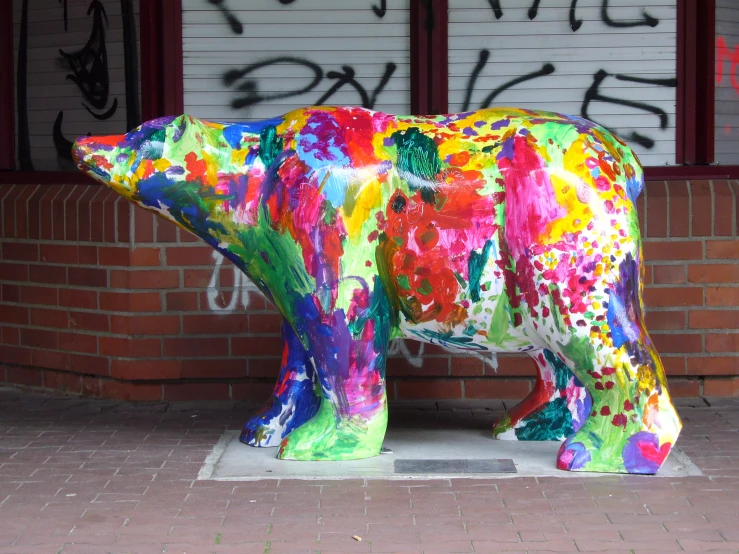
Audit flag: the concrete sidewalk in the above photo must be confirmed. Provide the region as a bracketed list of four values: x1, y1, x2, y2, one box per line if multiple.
[0, 387, 737, 554]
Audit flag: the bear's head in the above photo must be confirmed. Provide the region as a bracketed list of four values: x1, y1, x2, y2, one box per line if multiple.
[72, 114, 266, 244]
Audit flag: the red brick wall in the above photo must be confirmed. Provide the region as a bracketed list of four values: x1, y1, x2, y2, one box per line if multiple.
[0, 181, 737, 401]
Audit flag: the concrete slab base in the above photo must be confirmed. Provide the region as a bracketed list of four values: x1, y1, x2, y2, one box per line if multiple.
[197, 428, 702, 481]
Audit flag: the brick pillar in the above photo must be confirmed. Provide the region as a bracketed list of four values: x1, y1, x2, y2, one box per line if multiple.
[641, 180, 739, 396]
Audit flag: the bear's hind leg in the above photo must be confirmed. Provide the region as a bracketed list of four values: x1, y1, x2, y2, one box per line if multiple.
[493, 349, 590, 441]
[555, 334, 681, 474]
[240, 318, 321, 447]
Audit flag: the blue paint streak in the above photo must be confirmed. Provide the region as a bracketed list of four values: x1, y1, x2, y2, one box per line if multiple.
[561, 441, 591, 470]
[239, 320, 320, 446]
[497, 138, 515, 161]
[626, 174, 644, 204]
[223, 125, 246, 150]
[622, 431, 662, 474]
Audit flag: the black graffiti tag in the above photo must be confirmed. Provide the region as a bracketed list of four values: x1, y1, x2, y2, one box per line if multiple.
[461, 50, 676, 151]
[462, 49, 555, 111]
[373, 0, 387, 18]
[581, 70, 677, 149]
[224, 57, 324, 110]
[224, 58, 397, 112]
[487, 0, 503, 19]
[486, 0, 656, 32]
[54, 0, 120, 162]
[316, 64, 397, 108]
[208, 0, 243, 35]
[601, 0, 658, 28]
[58, 0, 116, 116]
[274, 0, 397, 21]
[527, 0, 582, 32]
[59, 0, 68, 31]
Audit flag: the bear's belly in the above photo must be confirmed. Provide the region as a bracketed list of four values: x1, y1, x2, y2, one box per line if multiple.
[393, 259, 542, 354]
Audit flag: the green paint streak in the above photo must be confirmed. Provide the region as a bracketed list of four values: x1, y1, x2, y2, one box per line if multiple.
[492, 413, 512, 438]
[370, 280, 392, 379]
[420, 187, 436, 205]
[558, 336, 595, 373]
[156, 180, 232, 239]
[587, 430, 604, 450]
[417, 279, 433, 296]
[514, 397, 574, 441]
[375, 234, 403, 327]
[342, 181, 361, 218]
[259, 125, 283, 168]
[278, 397, 388, 461]
[215, 533, 222, 545]
[396, 274, 411, 291]
[227, 205, 315, 341]
[547, 292, 565, 335]
[409, 329, 490, 352]
[468, 240, 493, 302]
[543, 349, 575, 391]
[347, 278, 393, 378]
[488, 293, 514, 345]
[392, 127, 441, 187]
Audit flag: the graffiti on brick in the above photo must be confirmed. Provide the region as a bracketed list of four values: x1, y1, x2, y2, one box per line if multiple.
[206, 251, 254, 312]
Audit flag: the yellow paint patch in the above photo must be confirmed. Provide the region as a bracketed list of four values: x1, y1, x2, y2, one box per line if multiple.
[154, 158, 171, 172]
[277, 107, 316, 136]
[231, 148, 248, 167]
[544, 173, 591, 242]
[341, 179, 383, 242]
[201, 150, 219, 186]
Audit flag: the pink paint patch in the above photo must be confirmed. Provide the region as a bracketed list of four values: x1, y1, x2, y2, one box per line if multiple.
[557, 448, 575, 470]
[595, 175, 611, 192]
[500, 136, 565, 258]
[638, 440, 671, 467]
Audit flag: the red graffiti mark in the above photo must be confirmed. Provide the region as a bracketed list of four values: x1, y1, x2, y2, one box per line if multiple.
[716, 36, 739, 95]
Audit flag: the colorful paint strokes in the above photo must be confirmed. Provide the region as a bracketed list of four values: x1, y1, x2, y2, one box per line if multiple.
[73, 106, 682, 473]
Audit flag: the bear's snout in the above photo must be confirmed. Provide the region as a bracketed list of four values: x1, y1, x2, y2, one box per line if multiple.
[71, 138, 92, 170]
[72, 134, 126, 182]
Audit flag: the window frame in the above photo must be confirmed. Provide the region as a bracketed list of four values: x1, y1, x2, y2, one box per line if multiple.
[1, 0, 736, 182]
[0, 0, 184, 184]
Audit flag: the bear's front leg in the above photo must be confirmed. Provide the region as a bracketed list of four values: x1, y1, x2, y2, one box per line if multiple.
[277, 293, 390, 461]
[240, 318, 321, 447]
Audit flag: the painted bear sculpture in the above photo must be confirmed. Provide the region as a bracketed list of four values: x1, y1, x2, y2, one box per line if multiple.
[73, 106, 681, 474]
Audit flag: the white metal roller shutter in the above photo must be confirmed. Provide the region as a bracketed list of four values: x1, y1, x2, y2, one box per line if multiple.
[13, 0, 140, 171]
[715, 0, 739, 165]
[182, 0, 411, 122]
[448, 0, 677, 167]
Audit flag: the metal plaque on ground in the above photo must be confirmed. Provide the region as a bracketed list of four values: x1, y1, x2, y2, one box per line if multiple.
[394, 459, 517, 474]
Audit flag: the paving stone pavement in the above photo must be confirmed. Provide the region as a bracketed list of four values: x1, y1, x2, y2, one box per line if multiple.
[0, 387, 738, 554]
